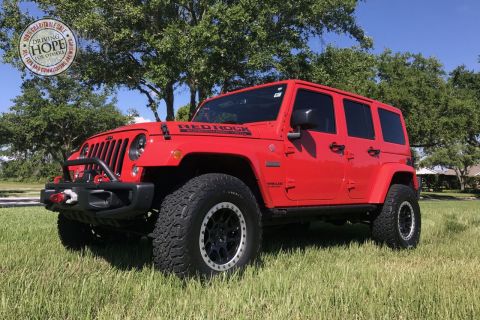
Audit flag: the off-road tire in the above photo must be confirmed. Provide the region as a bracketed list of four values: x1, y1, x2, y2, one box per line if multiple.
[57, 213, 94, 250]
[372, 184, 421, 249]
[152, 173, 262, 277]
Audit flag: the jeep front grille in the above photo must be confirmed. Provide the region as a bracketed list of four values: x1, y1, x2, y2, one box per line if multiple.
[86, 139, 129, 176]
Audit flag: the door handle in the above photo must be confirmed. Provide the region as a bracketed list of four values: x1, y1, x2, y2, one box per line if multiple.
[368, 147, 381, 156]
[329, 142, 345, 153]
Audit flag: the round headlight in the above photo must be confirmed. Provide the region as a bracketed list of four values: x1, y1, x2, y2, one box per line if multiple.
[79, 144, 89, 158]
[129, 134, 147, 160]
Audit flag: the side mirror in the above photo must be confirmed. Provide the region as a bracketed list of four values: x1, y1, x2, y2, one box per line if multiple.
[288, 108, 316, 140]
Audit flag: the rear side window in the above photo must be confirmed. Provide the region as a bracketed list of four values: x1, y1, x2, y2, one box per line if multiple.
[378, 108, 406, 145]
[343, 100, 375, 139]
[292, 90, 336, 134]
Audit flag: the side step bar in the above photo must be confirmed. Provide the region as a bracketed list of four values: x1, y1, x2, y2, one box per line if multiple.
[263, 204, 378, 224]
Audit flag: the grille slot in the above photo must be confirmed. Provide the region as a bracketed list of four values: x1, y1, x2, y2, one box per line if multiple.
[82, 138, 129, 177]
[105, 141, 115, 167]
[110, 139, 122, 173]
[93, 142, 105, 170]
[116, 139, 129, 175]
[86, 143, 99, 170]
[100, 141, 110, 162]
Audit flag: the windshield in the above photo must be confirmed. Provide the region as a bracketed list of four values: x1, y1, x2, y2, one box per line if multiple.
[192, 84, 287, 124]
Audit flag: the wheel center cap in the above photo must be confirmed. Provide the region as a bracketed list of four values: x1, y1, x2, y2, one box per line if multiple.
[212, 228, 226, 244]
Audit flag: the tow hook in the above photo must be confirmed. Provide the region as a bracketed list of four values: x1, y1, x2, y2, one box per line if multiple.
[49, 189, 78, 205]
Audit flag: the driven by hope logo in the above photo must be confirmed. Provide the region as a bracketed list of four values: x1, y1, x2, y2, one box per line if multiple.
[19, 18, 77, 76]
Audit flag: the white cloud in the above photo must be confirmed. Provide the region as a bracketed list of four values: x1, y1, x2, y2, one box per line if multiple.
[133, 116, 152, 124]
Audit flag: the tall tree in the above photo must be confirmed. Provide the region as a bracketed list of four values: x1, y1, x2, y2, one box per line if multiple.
[421, 143, 480, 191]
[0, 74, 129, 165]
[448, 65, 480, 147]
[373, 50, 449, 148]
[421, 66, 480, 189]
[0, 0, 370, 120]
[308, 46, 377, 97]
[175, 105, 190, 121]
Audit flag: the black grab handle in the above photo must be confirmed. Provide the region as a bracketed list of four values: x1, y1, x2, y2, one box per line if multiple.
[367, 147, 381, 156]
[329, 142, 345, 152]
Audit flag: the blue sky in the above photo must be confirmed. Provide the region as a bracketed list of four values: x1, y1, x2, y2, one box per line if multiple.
[1, 0, 479, 121]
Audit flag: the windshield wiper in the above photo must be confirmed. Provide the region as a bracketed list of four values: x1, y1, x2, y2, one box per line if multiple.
[221, 120, 243, 124]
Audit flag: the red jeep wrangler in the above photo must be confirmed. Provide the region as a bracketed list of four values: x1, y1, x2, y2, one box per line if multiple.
[41, 80, 421, 277]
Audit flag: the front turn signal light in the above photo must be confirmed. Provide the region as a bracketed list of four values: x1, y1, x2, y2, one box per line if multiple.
[171, 149, 182, 160]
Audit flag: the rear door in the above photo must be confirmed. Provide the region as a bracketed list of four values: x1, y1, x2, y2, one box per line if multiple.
[284, 86, 345, 201]
[342, 99, 381, 200]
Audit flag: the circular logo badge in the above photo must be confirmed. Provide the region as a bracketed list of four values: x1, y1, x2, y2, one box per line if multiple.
[19, 18, 77, 76]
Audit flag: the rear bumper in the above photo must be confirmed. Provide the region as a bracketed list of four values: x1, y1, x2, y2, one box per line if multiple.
[41, 181, 154, 220]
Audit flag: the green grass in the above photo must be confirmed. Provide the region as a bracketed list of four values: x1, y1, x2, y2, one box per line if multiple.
[0, 181, 43, 198]
[1, 201, 479, 319]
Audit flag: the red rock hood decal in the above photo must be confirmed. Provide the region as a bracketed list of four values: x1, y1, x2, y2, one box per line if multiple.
[177, 124, 252, 136]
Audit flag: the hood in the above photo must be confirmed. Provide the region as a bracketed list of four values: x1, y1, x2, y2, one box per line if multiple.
[89, 121, 280, 140]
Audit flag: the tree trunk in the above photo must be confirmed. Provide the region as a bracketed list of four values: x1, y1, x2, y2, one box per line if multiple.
[198, 85, 208, 104]
[221, 78, 230, 93]
[165, 81, 175, 121]
[188, 83, 197, 118]
[152, 109, 161, 122]
[454, 168, 466, 191]
[137, 85, 161, 122]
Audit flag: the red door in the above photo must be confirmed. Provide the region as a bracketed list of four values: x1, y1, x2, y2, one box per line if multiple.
[342, 98, 380, 200]
[284, 87, 345, 201]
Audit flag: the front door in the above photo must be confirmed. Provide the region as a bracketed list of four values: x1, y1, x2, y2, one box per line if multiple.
[342, 98, 380, 200]
[284, 87, 345, 201]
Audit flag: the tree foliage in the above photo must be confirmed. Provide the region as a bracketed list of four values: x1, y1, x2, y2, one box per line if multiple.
[447, 66, 480, 146]
[309, 46, 377, 97]
[175, 105, 190, 122]
[420, 66, 480, 189]
[373, 51, 449, 148]
[0, 75, 129, 169]
[0, 0, 370, 120]
[0, 153, 59, 182]
[421, 143, 480, 191]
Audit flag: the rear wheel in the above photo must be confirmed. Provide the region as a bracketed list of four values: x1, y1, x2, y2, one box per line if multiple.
[371, 184, 421, 249]
[152, 173, 262, 277]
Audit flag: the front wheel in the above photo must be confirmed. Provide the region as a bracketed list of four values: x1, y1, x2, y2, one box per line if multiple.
[371, 184, 421, 249]
[152, 173, 262, 277]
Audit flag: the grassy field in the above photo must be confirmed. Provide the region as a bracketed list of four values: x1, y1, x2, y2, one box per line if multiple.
[0, 201, 479, 319]
[0, 181, 43, 198]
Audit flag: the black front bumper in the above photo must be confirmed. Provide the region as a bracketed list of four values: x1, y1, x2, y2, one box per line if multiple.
[41, 182, 154, 220]
[41, 157, 155, 222]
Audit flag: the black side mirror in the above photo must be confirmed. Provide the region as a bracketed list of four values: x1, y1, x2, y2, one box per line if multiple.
[288, 108, 316, 139]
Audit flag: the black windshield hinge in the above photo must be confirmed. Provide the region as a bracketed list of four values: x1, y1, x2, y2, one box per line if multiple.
[161, 122, 171, 140]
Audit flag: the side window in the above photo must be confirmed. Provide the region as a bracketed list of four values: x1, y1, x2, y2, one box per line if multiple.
[292, 89, 336, 134]
[343, 99, 375, 139]
[378, 108, 406, 144]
